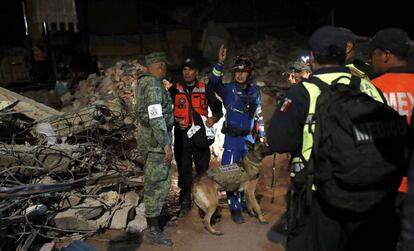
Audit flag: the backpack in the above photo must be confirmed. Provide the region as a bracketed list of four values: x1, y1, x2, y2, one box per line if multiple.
[308, 75, 408, 216]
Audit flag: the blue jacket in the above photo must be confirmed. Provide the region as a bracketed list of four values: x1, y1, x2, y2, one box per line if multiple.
[210, 63, 265, 138]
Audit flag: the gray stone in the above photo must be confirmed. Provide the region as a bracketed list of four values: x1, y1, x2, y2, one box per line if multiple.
[126, 214, 147, 234]
[109, 205, 134, 229]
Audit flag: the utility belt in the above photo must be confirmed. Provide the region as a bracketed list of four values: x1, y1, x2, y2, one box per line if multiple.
[221, 122, 250, 137]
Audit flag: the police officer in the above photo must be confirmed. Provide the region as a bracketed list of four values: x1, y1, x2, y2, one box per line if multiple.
[210, 45, 266, 224]
[267, 26, 392, 251]
[165, 56, 223, 217]
[135, 52, 174, 246]
[339, 27, 377, 80]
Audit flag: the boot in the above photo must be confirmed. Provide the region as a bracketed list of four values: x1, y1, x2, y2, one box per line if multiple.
[230, 210, 245, 224]
[143, 217, 173, 246]
[178, 194, 192, 217]
[179, 202, 192, 217]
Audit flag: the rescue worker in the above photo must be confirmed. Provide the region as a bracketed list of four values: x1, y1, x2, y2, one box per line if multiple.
[283, 61, 312, 85]
[283, 65, 297, 85]
[210, 45, 266, 224]
[340, 27, 377, 80]
[400, 107, 414, 251]
[267, 26, 396, 251]
[165, 56, 223, 217]
[135, 52, 174, 246]
[370, 27, 414, 210]
[292, 60, 312, 83]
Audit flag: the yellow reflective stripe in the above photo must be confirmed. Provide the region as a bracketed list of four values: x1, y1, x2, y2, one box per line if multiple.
[359, 79, 384, 103]
[212, 68, 223, 77]
[293, 72, 383, 166]
[346, 64, 370, 80]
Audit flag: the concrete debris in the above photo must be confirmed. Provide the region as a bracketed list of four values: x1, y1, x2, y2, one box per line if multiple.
[39, 242, 55, 251]
[126, 215, 147, 234]
[109, 205, 135, 229]
[0, 86, 62, 120]
[63, 60, 145, 112]
[0, 61, 145, 249]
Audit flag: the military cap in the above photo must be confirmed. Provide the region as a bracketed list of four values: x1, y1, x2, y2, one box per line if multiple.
[370, 28, 411, 57]
[309, 26, 349, 56]
[290, 61, 311, 72]
[283, 61, 311, 76]
[145, 51, 169, 66]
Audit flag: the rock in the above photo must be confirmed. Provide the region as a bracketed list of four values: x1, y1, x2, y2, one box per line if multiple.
[54, 210, 98, 231]
[99, 191, 119, 207]
[126, 214, 147, 234]
[109, 205, 134, 229]
[39, 242, 55, 251]
[60, 195, 82, 208]
[124, 190, 139, 207]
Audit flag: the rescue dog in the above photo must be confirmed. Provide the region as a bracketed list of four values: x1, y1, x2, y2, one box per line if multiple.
[192, 141, 268, 235]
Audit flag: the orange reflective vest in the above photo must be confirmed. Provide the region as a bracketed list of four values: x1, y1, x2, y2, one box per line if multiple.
[372, 72, 414, 193]
[174, 81, 208, 128]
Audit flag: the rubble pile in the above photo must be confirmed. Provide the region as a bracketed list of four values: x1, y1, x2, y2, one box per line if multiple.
[0, 78, 147, 250]
[60, 60, 145, 112]
[0, 35, 304, 249]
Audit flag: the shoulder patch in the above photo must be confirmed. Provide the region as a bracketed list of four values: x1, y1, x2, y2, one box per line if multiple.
[279, 98, 292, 112]
[148, 104, 163, 119]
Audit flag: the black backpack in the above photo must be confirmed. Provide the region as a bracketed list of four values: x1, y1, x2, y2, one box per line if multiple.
[308, 75, 408, 216]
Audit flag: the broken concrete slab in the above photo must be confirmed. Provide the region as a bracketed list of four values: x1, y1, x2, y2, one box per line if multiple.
[126, 214, 147, 234]
[109, 205, 134, 229]
[0, 86, 61, 120]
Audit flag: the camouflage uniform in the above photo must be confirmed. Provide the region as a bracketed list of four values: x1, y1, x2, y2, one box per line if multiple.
[135, 58, 173, 218]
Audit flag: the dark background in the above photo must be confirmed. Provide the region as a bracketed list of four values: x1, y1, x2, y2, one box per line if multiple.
[0, 0, 412, 86]
[2, 0, 412, 46]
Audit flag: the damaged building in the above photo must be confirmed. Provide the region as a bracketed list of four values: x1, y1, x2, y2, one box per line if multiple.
[1, 0, 406, 251]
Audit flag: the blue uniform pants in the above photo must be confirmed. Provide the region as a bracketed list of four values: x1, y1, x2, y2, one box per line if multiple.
[221, 135, 250, 211]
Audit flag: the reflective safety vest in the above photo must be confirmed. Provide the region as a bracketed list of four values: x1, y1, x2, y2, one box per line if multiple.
[346, 63, 370, 80]
[290, 72, 384, 177]
[173, 81, 208, 128]
[372, 73, 414, 123]
[372, 72, 414, 193]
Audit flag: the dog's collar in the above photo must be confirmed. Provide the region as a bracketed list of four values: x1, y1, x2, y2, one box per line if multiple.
[244, 154, 262, 168]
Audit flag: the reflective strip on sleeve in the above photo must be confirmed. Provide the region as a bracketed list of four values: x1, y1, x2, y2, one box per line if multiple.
[148, 104, 163, 119]
[212, 67, 223, 77]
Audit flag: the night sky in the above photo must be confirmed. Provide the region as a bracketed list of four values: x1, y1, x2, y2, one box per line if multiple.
[1, 1, 412, 47]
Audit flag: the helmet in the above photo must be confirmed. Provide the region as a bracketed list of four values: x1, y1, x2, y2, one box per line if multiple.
[232, 56, 254, 73]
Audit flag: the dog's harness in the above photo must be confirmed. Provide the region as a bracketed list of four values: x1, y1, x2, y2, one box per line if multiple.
[206, 155, 261, 191]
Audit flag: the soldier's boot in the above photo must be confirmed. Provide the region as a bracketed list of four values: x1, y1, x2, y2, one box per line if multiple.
[143, 217, 173, 246]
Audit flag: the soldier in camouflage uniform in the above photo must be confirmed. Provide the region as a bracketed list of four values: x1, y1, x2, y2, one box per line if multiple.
[135, 52, 174, 246]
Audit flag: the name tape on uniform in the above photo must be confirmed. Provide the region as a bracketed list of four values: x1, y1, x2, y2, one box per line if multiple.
[148, 104, 163, 119]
